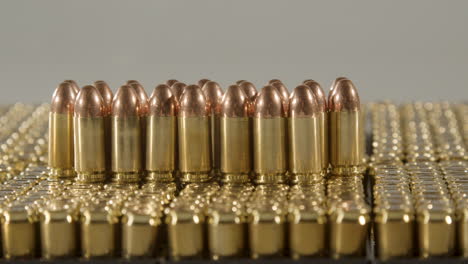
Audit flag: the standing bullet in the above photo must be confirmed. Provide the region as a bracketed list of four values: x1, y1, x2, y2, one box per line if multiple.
[270, 81, 290, 113]
[303, 80, 329, 174]
[236, 80, 246, 85]
[288, 85, 324, 183]
[268, 79, 282, 85]
[328, 79, 365, 175]
[171, 82, 187, 101]
[48, 82, 77, 178]
[111, 85, 142, 182]
[198, 78, 210, 88]
[64, 80, 80, 94]
[178, 85, 212, 182]
[146, 84, 178, 182]
[166, 79, 179, 87]
[127, 80, 149, 171]
[253, 85, 287, 184]
[239, 81, 257, 117]
[219, 85, 251, 183]
[202, 81, 224, 177]
[94, 81, 113, 174]
[74, 85, 106, 183]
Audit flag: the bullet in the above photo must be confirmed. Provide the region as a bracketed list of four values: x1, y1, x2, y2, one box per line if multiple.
[236, 80, 246, 85]
[202, 81, 224, 177]
[253, 85, 287, 184]
[328, 77, 348, 97]
[127, 80, 149, 171]
[268, 79, 282, 85]
[219, 85, 251, 183]
[303, 80, 329, 174]
[48, 82, 77, 178]
[270, 81, 290, 112]
[170, 82, 187, 101]
[94, 80, 113, 173]
[328, 79, 365, 175]
[74, 85, 106, 183]
[178, 85, 212, 182]
[166, 79, 179, 87]
[198, 78, 210, 88]
[64, 80, 80, 94]
[146, 84, 178, 182]
[288, 85, 324, 183]
[239, 81, 257, 118]
[111, 85, 142, 183]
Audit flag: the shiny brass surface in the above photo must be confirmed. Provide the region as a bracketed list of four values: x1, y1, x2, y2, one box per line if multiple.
[207, 211, 246, 259]
[417, 209, 456, 258]
[111, 116, 141, 182]
[166, 209, 205, 260]
[1, 208, 38, 259]
[121, 210, 161, 258]
[248, 211, 286, 259]
[40, 209, 79, 259]
[146, 116, 177, 181]
[48, 113, 75, 178]
[288, 209, 327, 258]
[81, 208, 119, 258]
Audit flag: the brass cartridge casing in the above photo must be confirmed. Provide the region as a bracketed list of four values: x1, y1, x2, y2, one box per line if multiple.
[170, 82, 187, 101]
[248, 208, 287, 259]
[288, 85, 324, 183]
[457, 206, 468, 257]
[48, 82, 77, 178]
[328, 79, 365, 175]
[74, 85, 106, 183]
[1, 206, 38, 259]
[121, 207, 162, 258]
[166, 207, 205, 260]
[219, 85, 251, 183]
[40, 200, 79, 259]
[202, 81, 224, 176]
[80, 206, 119, 258]
[94, 80, 113, 173]
[111, 85, 142, 183]
[417, 207, 456, 258]
[146, 84, 178, 181]
[253, 85, 287, 184]
[304, 80, 328, 171]
[178, 85, 212, 182]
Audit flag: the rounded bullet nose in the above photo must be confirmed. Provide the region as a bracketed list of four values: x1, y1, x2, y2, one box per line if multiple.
[149, 84, 178, 117]
[202, 81, 224, 114]
[179, 85, 210, 117]
[268, 79, 282, 84]
[239, 81, 257, 101]
[128, 82, 149, 116]
[198, 78, 211, 88]
[74, 85, 105, 118]
[289, 85, 320, 117]
[329, 77, 349, 97]
[94, 80, 113, 115]
[236, 80, 246, 85]
[328, 79, 360, 112]
[112, 85, 140, 118]
[166, 79, 179, 87]
[64, 80, 80, 94]
[221, 85, 249, 118]
[254, 85, 286, 118]
[51, 82, 77, 114]
[126, 80, 140, 85]
[303, 80, 327, 112]
[171, 82, 187, 101]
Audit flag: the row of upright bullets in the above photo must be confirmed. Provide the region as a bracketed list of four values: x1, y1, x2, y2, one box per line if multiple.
[48, 78, 366, 183]
[370, 102, 468, 260]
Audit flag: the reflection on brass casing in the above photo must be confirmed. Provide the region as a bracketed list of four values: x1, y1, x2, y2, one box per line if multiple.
[121, 211, 161, 258]
[166, 210, 205, 260]
[288, 210, 327, 258]
[329, 209, 370, 258]
[74, 117, 106, 182]
[319, 112, 328, 171]
[111, 116, 141, 182]
[178, 117, 211, 182]
[417, 210, 455, 258]
[253, 118, 287, 183]
[146, 116, 177, 181]
[81, 209, 119, 258]
[288, 117, 323, 183]
[207, 211, 246, 259]
[48, 113, 75, 178]
[220, 117, 251, 183]
[40, 210, 79, 258]
[248, 211, 286, 258]
[457, 208, 468, 257]
[1, 208, 38, 259]
[329, 111, 365, 175]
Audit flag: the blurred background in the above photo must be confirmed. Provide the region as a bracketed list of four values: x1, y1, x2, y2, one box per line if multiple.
[0, 0, 467, 104]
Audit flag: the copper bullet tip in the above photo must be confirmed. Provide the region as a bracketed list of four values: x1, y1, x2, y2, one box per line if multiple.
[198, 78, 211, 88]
[238, 81, 257, 101]
[254, 85, 286, 118]
[127, 81, 149, 116]
[170, 82, 187, 101]
[179, 84, 210, 117]
[94, 80, 113, 115]
[236, 80, 246, 85]
[303, 80, 327, 112]
[64, 80, 80, 94]
[328, 77, 348, 97]
[166, 79, 179, 87]
[112, 85, 140, 118]
[51, 82, 77, 114]
[149, 84, 178, 117]
[289, 85, 320, 117]
[328, 79, 360, 112]
[220, 85, 249, 118]
[74, 85, 105, 118]
[268, 79, 282, 84]
[202, 81, 224, 114]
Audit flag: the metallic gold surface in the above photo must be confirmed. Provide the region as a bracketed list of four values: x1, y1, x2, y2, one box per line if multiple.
[248, 210, 286, 259]
[288, 208, 327, 258]
[146, 116, 177, 181]
[121, 209, 161, 258]
[417, 208, 456, 258]
[1, 207, 38, 259]
[80, 207, 119, 258]
[166, 209, 205, 260]
[207, 209, 246, 259]
[111, 117, 141, 182]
